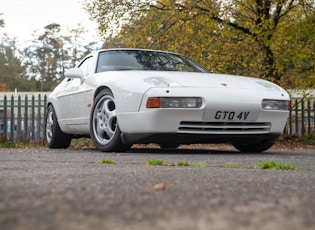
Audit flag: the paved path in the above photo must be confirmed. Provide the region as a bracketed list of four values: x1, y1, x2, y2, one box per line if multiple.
[0, 146, 314, 230]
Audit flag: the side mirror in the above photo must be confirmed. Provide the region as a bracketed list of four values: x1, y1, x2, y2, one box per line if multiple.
[65, 68, 85, 83]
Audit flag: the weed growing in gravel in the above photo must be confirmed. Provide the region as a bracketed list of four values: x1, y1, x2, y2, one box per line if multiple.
[176, 161, 190, 166]
[147, 159, 169, 166]
[224, 164, 240, 169]
[191, 163, 208, 168]
[147, 159, 208, 167]
[99, 159, 115, 164]
[256, 160, 296, 170]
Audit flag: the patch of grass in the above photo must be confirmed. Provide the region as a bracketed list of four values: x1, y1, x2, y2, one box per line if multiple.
[191, 162, 208, 168]
[277, 134, 315, 148]
[256, 160, 296, 170]
[0, 141, 25, 148]
[176, 160, 190, 166]
[147, 159, 208, 167]
[147, 158, 169, 166]
[224, 163, 240, 169]
[99, 159, 115, 164]
[299, 132, 315, 145]
[71, 138, 94, 148]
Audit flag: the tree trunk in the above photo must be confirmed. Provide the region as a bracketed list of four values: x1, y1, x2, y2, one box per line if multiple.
[261, 43, 280, 84]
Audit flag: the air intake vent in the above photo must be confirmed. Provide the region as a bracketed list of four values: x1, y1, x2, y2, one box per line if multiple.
[178, 122, 271, 134]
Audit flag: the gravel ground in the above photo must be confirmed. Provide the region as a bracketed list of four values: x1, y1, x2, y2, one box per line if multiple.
[0, 145, 314, 230]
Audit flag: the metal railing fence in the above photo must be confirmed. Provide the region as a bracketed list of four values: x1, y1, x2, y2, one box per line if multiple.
[0, 94, 314, 144]
[0, 94, 47, 144]
[287, 98, 315, 136]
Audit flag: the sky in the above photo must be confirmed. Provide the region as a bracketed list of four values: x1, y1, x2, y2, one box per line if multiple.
[0, 0, 99, 43]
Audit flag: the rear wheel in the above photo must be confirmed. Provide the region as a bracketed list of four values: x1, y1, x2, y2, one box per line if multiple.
[45, 105, 72, 148]
[232, 140, 275, 153]
[90, 89, 131, 152]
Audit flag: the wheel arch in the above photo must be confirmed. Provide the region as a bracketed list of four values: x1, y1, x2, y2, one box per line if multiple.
[46, 102, 60, 122]
[46, 101, 67, 134]
[46, 101, 52, 109]
[94, 86, 113, 101]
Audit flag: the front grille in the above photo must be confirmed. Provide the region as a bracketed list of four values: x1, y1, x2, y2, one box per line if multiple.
[178, 121, 271, 134]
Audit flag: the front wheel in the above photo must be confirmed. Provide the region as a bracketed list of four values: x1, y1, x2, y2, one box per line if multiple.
[232, 140, 275, 153]
[90, 89, 131, 152]
[45, 105, 72, 148]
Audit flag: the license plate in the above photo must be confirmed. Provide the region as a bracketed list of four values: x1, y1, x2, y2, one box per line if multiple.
[205, 110, 259, 122]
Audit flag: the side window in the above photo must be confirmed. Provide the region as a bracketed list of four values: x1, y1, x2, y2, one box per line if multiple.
[78, 56, 93, 77]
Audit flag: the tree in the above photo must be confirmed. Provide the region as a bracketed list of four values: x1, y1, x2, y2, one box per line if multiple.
[31, 23, 64, 91]
[62, 23, 99, 66]
[21, 22, 100, 91]
[0, 14, 100, 92]
[0, 13, 4, 28]
[274, 11, 315, 88]
[0, 35, 35, 91]
[85, 0, 315, 88]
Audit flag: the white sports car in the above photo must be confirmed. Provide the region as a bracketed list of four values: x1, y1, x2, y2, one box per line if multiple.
[45, 48, 290, 152]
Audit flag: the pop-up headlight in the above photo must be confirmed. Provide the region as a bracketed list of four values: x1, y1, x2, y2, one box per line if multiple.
[255, 80, 280, 91]
[144, 77, 181, 87]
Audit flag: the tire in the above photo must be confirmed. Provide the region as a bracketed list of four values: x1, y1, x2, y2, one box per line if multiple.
[45, 105, 72, 148]
[90, 89, 131, 152]
[232, 140, 275, 153]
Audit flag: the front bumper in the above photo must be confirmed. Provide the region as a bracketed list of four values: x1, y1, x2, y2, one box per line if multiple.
[117, 87, 289, 144]
[117, 108, 289, 134]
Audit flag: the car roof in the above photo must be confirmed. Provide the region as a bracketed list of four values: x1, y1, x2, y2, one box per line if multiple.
[92, 48, 182, 57]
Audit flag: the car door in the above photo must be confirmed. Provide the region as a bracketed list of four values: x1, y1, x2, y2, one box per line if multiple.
[57, 56, 94, 128]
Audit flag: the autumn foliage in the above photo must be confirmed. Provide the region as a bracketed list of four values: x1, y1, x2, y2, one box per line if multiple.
[85, 0, 315, 89]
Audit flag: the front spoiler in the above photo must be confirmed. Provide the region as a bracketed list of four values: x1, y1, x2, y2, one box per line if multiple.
[121, 133, 281, 145]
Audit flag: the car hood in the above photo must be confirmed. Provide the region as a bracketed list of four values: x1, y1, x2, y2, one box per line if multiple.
[123, 71, 285, 92]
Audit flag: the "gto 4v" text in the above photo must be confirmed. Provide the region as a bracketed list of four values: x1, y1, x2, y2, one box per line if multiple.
[214, 111, 250, 121]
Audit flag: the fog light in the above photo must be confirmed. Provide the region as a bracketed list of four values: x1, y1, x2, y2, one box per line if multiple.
[262, 99, 289, 110]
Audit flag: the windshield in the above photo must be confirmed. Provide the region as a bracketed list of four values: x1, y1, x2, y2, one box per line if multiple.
[96, 50, 208, 73]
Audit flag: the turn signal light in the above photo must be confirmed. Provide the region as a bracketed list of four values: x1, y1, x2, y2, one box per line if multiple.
[146, 97, 202, 109]
[146, 97, 161, 108]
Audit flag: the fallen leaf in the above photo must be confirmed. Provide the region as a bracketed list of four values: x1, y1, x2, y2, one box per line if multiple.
[151, 183, 166, 191]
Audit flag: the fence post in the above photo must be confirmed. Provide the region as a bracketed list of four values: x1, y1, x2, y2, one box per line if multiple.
[17, 95, 22, 142]
[37, 94, 41, 144]
[295, 100, 299, 135]
[307, 100, 311, 135]
[288, 101, 293, 136]
[43, 95, 47, 145]
[31, 95, 35, 142]
[2, 96, 7, 142]
[10, 95, 14, 141]
[301, 99, 305, 136]
[24, 95, 28, 143]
